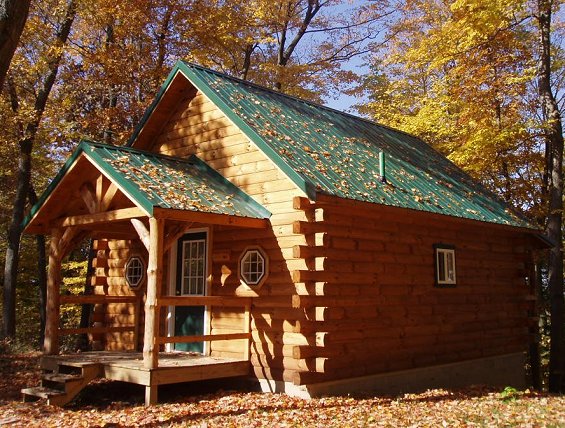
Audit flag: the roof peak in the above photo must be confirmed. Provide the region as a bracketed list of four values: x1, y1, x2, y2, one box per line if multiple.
[179, 60, 420, 142]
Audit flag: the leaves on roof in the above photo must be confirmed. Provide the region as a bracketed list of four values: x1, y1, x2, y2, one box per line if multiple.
[100, 147, 261, 218]
[191, 65, 532, 228]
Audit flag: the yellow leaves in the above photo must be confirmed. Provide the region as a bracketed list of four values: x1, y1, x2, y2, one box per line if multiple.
[362, 0, 543, 215]
[3, 373, 565, 428]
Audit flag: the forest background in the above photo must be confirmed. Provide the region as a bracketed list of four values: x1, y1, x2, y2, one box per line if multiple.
[1, 0, 565, 392]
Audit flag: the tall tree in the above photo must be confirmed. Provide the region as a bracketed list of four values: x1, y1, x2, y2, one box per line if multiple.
[537, 0, 565, 393]
[185, 0, 391, 102]
[0, 0, 31, 91]
[2, 0, 77, 339]
[54, 0, 196, 145]
[358, 0, 542, 215]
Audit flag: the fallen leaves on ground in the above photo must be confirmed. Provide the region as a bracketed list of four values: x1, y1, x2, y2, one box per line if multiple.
[1, 353, 564, 427]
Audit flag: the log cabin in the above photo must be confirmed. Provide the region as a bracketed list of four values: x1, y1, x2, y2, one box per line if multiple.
[21, 61, 544, 406]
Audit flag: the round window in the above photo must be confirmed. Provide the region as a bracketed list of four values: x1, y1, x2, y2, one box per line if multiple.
[239, 247, 268, 289]
[125, 256, 145, 289]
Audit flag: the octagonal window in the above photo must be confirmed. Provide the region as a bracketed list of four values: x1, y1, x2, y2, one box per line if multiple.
[125, 256, 145, 289]
[239, 247, 268, 288]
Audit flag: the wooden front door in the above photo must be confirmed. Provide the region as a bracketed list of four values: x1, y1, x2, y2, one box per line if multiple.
[174, 231, 207, 352]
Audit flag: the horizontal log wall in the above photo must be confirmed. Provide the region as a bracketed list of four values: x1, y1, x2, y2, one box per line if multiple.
[92, 239, 144, 351]
[289, 198, 533, 385]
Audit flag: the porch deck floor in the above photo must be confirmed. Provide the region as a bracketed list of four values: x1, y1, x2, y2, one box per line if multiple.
[41, 351, 250, 386]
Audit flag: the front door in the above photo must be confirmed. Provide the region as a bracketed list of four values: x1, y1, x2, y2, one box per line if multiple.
[174, 231, 207, 352]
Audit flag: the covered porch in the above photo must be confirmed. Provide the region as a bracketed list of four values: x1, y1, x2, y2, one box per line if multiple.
[21, 141, 271, 405]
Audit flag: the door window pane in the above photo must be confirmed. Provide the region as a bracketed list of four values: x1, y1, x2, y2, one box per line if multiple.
[180, 238, 206, 296]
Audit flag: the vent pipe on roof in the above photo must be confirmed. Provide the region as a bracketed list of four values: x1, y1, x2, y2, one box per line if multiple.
[379, 151, 387, 183]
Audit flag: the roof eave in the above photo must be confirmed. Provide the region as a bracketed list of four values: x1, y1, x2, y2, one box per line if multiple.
[22, 141, 89, 234]
[314, 191, 540, 233]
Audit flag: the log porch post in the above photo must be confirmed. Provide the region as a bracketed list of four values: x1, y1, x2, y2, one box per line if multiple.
[142, 217, 164, 405]
[44, 227, 63, 355]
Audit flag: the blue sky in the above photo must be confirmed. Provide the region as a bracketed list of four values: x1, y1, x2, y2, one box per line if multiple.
[317, 1, 377, 113]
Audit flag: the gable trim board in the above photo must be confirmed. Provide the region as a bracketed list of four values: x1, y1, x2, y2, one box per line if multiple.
[23, 141, 271, 234]
[128, 60, 536, 232]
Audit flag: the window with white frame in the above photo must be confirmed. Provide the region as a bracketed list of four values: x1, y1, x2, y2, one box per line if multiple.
[239, 247, 268, 288]
[434, 245, 456, 286]
[125, 256, 144, 289]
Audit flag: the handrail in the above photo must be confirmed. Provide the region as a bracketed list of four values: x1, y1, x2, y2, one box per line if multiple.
[157, 332, 251, 345]
[156, 298, 252, 361]
[59, 326, 135, 335]
[57, 293, 252, 365]
[60, 295, 138, 304]
[157, 296, 252, 307]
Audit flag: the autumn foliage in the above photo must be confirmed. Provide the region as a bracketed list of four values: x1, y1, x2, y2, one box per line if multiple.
[0, 352, 565, 427]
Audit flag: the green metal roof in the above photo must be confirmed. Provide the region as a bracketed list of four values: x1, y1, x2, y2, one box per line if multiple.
[131, 60, 532, 229]
[23, 141, 271, 228]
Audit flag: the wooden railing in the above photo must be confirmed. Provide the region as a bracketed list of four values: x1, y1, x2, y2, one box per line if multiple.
[156, 296, 253, 360]
[57, 294, 252, 362]
[58, 295, 139, 339]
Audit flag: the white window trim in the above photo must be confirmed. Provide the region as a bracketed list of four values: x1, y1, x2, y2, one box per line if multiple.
[435, 246, 457, 286]
[239, 246, 268, 289]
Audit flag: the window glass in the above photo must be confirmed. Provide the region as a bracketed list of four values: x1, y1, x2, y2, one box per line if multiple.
[125, 256, 144, 289]
[435, 246, 456, 286]
[181, 239, 206, 296]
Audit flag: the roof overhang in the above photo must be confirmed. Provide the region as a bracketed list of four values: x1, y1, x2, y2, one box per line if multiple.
[24, 141, 271, 235]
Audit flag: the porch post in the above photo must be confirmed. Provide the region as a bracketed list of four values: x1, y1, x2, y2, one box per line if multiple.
[143, 217, 164, 404]
[44, 227, 63, 355]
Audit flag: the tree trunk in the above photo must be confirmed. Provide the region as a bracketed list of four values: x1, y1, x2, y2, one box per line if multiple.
[274, 0, 321, 91]
[0, 0, 31, 91]
[1, 0, 77, 339]
[28, 186, 47, 348]
[240, 44, 256, 80]
[2, 139, 31, 338]
[538, 0, 565, 393]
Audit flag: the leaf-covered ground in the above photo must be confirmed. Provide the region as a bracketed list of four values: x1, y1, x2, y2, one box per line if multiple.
[1, 353, 565, 427]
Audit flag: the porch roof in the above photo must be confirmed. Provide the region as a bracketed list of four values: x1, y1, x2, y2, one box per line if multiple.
[23, 141, 271, 232]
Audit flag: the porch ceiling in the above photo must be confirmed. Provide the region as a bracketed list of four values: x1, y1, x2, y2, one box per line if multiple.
[23, 141, 271, 234]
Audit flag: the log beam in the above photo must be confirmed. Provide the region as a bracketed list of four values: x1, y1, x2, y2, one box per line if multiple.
[100, 182, 119, 212]
[152, 206, 269, 229]
[44, 227, 63, 355]
[79, 182, 97, 214]
[59, 207, 146, 227]
[143, 217, 164, 370]
[131, 218, 150, 251]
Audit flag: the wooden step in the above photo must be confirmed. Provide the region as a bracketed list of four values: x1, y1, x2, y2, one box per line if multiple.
[42, 373, 83, 383]
[41, 373, 83, 390]
[23, 359, 102, 406]
[22, 386, 66, 404]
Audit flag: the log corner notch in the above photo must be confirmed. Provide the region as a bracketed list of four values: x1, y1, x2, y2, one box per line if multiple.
[293, 196, 315, 211]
